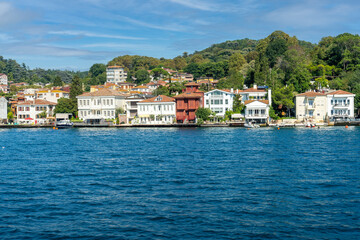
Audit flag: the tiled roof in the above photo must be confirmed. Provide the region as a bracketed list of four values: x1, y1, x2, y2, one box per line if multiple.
[326, 90, 354, 95]
[241, 88, 266, 92]
[18, 99, 57, 106]
[296, 91, 325, 97]
[77, 88, 125, 97]
[133, 86, 149, 89]
[138, 95, 175, 103]
[173, 92, 202, 99]
[107, 66, 124, 69]
[244, 100, 269, 105]
[185, 82, 200, 87]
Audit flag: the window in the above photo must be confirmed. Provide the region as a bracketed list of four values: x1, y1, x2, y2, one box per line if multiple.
[225, 99, 228, 104]
[107, 99, 110, 105]
[56, 94, 59, 97]
[331, 110, 333, 115]
[214, 100, 220, 105]
[261, 109, 265, 115]
[87, 100, 90, 105]
[206, 100, 209, 105]
[111, 99, 113, 105]
[158, 105, 161, 111]
[331, 100, 333, 105]
[26, 107, 30, 111]
[347, 99, 350, 105]
[211, 100, 213, 104]
[348, 110, 350, 115]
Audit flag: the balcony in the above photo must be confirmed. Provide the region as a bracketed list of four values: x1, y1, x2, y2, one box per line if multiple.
[305, 103, 316, 110]
[333, 103, 349, 108]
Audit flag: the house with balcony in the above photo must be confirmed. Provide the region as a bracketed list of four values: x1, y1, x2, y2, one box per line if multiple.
[106, 66, 127, 84]
[125, 94, 153, 124]
[244, 100, 270, 124]
[173, 83, 204, 123]
[204, 89, 235, 117]
[136, 95, 176, 124]
[295, 91, 327, 122]
[77, 88, 128, 123]
[17, 99, 56, 124]
[326, 90, 355, 120]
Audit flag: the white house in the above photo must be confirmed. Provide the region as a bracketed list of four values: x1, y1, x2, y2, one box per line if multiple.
[204, 89, 235, 117]
[326, 90, 355, 120]
[239, 85, 270, 103]
[0, 97, 7, 121]
[106, 66, 127, 84]
[0, 73, 8, 85]
[295, 91, 327, 122]
[17, 99, 56, 124]
[136, 95, 176, 124]
[244, 100, 270, 124]
[125, 94, 153, 124]
[36, 90, 70, 103]
[132, 85, 152, 93]
[295, 90, 355, 122]
[77, 88, 128, 122]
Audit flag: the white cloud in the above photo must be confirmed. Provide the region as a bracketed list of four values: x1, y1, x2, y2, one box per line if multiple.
[48, 30, 145, 40]
[120, 16, 188, 32]
[167, 0, 245, 12]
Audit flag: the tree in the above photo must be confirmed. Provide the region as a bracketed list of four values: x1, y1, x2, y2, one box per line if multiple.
[152, 86, 170, 96]
[272, 85, 295, 117]
[54, 98, 77, 117]
[195, 107, 212, 121]
[89, 63, 106, 77]
[70, 75, 83, 100]
[232, 94, 245, 113]
[135, 69, 150, 84]
[7, 111, 14, 122]
[150, 68, 169, 80]
[217, 71, 244, 90]
[53, 76, 63, 86]
[39, 110, 47, 118]
[228, 52, 246, 72]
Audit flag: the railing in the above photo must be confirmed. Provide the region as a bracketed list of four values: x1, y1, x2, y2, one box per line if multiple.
[333, 103, 350, 108]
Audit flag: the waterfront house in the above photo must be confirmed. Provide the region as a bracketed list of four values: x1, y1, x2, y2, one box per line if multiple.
[295, 91, 327, 122]
[238, 85, 269, 103]
[106, 66, 127, 84]
[17, 99, 56, 124]
[77, 88, 128, 123]
[244, 100, 270, 124]
[36, 89, 70, 103]
[173, 83, 204, 123]
[0, 73, 8, 85]
[326, 90, 355, 120]
[0, 97, 7, 122]
[125, 94, 153, 124]
[204, 89, 235, 117]
[136, 95, 176, 124]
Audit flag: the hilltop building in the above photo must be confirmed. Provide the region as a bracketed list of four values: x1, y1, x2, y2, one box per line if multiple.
[106, 66, 127, 84]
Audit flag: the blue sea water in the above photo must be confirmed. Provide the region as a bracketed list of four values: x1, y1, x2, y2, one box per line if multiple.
[0, 127, 359, 239]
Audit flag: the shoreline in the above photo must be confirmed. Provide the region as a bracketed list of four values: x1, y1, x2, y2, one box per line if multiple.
[1, 122, 359, 129]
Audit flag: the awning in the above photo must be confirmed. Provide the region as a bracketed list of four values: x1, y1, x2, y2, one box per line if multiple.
[25, 117, 33, 120]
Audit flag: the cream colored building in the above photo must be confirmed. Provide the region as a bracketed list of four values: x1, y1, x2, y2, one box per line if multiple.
[106, 66, 127, 84]
[295, 92, 327, 122]
[36, 90, 70, 103]
[136, 95, 176, 124]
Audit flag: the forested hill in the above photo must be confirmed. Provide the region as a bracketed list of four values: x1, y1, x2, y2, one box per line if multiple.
[0, 56, 87, 84]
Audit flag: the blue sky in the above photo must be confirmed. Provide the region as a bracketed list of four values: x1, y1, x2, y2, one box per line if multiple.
[1, 0, 360, 71]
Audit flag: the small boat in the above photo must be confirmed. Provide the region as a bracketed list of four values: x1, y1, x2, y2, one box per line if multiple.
[244, 122, 259, 128]
[305, 122, 316, 128]
[56, 120, 74, 129]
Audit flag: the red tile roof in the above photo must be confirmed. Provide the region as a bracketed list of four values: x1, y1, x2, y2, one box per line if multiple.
[241, 88, 266, 92]
[173, 92, 202, 99]
[77, 88, 126, 97]
[296, 91, 325, 97]
[18, 99, 57, 106]
[326, 90, 354, 95]
[138, 95, 175, 103]
[244, 100, 269, 105]
[185, 82, 200, 87]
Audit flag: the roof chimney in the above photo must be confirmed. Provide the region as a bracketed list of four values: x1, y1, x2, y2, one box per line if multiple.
[253, 84, 257, 90]
[230, 88, 234, 93]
